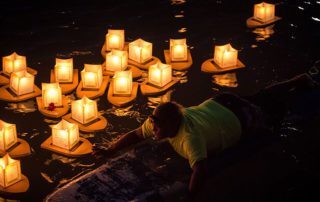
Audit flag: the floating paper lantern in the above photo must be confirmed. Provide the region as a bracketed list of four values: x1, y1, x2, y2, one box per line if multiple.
[129, 39, 152, 63]
[106, 29, 125, 51]
[0, 153, 22, 188]
[81, 64, 103, 89]
[2, 52, 27, 75]
[9, 70, 34, 96]
[170, 39, 188, 62]
[0, 120, 18, 152]
[54, 58, 73, 83]
[51, 120, 79, 150]
[148, 62, 172, 88]
[106, 50, 128, 72]
[113, 71, 132, 96]
[213, 44, 238, 68]
[71, 96, 98, 125]
[42, 83, 62, 108]
[253, 2, 275, 23]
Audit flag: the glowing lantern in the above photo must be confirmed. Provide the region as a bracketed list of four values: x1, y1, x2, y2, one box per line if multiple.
[170, 39, 188, 62]
[106, 29, 125, 51]
[0, 153, 22, 188]
[0, 120, 18, 152]
[9, 70, 34, 96]
[113, 71, 132, 96]
[253, 2, 275, 23]
[51, 120, 79, 150]
[71, 96, 98, 125]
[2, 52, 27, 75]
[42, 83, 62, 108]
[129, 39, 152, 63]
[213, 44, 238, 68]
[81, 64, 103, 89]
[54, 58, 73, 83]
[106, 50, 128, 72]
[148, 62, 172, 88]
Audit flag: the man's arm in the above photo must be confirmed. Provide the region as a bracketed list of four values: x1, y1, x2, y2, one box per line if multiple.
[188, 159, 208, 196]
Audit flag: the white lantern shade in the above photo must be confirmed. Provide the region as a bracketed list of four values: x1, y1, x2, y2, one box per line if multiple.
[0, 120, 18, 152]
[148, 62, 172, 88]
[113, 71, 132, 96]
[51, 120, 79, 150]
[129, 38, 152, 63]
[106, 29, 125, 51]
[71, 96, 98, 125]
[9, 70, 34, 96]
[2, 52, 27, 75]
[254, 2, 275, 23]
[213, 44, 238, 68]
[0, 153, 22, 188]
[170, 39, 188, 62]
[81, 64, 103, 89]
[106, 50, 128, 72]
[42, 83, 63, 108]
[54, 58, 73, 83]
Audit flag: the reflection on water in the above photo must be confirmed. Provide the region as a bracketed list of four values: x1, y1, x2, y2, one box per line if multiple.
[56, 50, 93, 58]
[174, 70, 188, 84]
[212, 73, 238, 87]
[178, 27, 187, 33]
[147, 90, 174, 109]
[171, 0, 186, 5]
[253, 25, 275, 41]
[5, 100, 37, 113]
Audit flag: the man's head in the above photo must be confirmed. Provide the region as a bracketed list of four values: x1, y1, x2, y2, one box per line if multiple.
[149, 101, 183, 140]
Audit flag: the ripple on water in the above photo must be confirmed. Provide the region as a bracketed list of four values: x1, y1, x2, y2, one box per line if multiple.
[212, 73, 238, 88]
[5, 100, 37, 113]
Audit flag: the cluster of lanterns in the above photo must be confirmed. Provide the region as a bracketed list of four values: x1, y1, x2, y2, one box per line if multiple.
[0, 1, 280, 194]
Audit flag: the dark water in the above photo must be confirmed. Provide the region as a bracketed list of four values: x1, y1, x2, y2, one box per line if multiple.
[0, 0, 319, 201]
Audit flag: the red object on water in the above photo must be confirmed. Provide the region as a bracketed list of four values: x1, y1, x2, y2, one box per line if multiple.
[48, 103, 56, 111]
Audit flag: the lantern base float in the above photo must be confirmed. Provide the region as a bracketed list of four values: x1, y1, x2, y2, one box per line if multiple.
[36, 96, 69, 118]
[101, 42, 129, 59]
[0, 139, 31, 158]
[128, 57, 160, 71]
[163, 50, 193, 71]
[41, 137, 93, 157]
[102, 64, 142, 79]
[0, 84, 41, 102]
[0, 67, 37, 86]
[0, 175, 29, 194]
[246, 16, 281, 28]
[201, 59, 245, 74]
[107, 81, 138, 107]
[50, 69, 79, 94]
[76, 76, 110, 99]
[140, 77, 179, 96]
[62, 113, 108, 133]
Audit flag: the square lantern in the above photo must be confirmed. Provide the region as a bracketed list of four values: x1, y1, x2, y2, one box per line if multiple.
[148, 62, 172, 88]
[9, 70, 34, 96]
[254, 2, 275, 23]
[42, 83, 62, 108]
[213, 44, 238, 68]
[71, 96, 98, 125]
[113, 71, 132, 96]
[129, 38, 152, 63]
[81, 64, 103, 89]
[51, 120, 79, 151]
[170, 39, 188, 62]
[105, 29, 125, 51]
[2, 52, 27, 76]
[54, 58, 73, 83]
[0, 120, 18, 152]
[0, 153, 22, 188]
[106, 50, 128, 72]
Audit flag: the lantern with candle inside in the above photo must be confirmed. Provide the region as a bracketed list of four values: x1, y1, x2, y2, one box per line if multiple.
[105, 29, 125, 51]
[213, 44, 238, 68]
[0, 120, 17, 153]
[170, 39, 188, 62]
[42, 83, 62, 108]
[2, 52, 27, 76]
[246, 2, 280, 28]
[81, 64, 103, 90]
[54, 58, 73, 83]
[106, 50, 128, 72]
[71, 96, 98, 125]
[129, 39, 153, 64]
[9, 70, 34, 96]
[148, 62, 172, 88]
[0, 153, 22, 189]
[113, 71, 132, 96]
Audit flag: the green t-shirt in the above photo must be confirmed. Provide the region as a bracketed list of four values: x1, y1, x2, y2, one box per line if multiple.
[142, 99, 242, 168]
